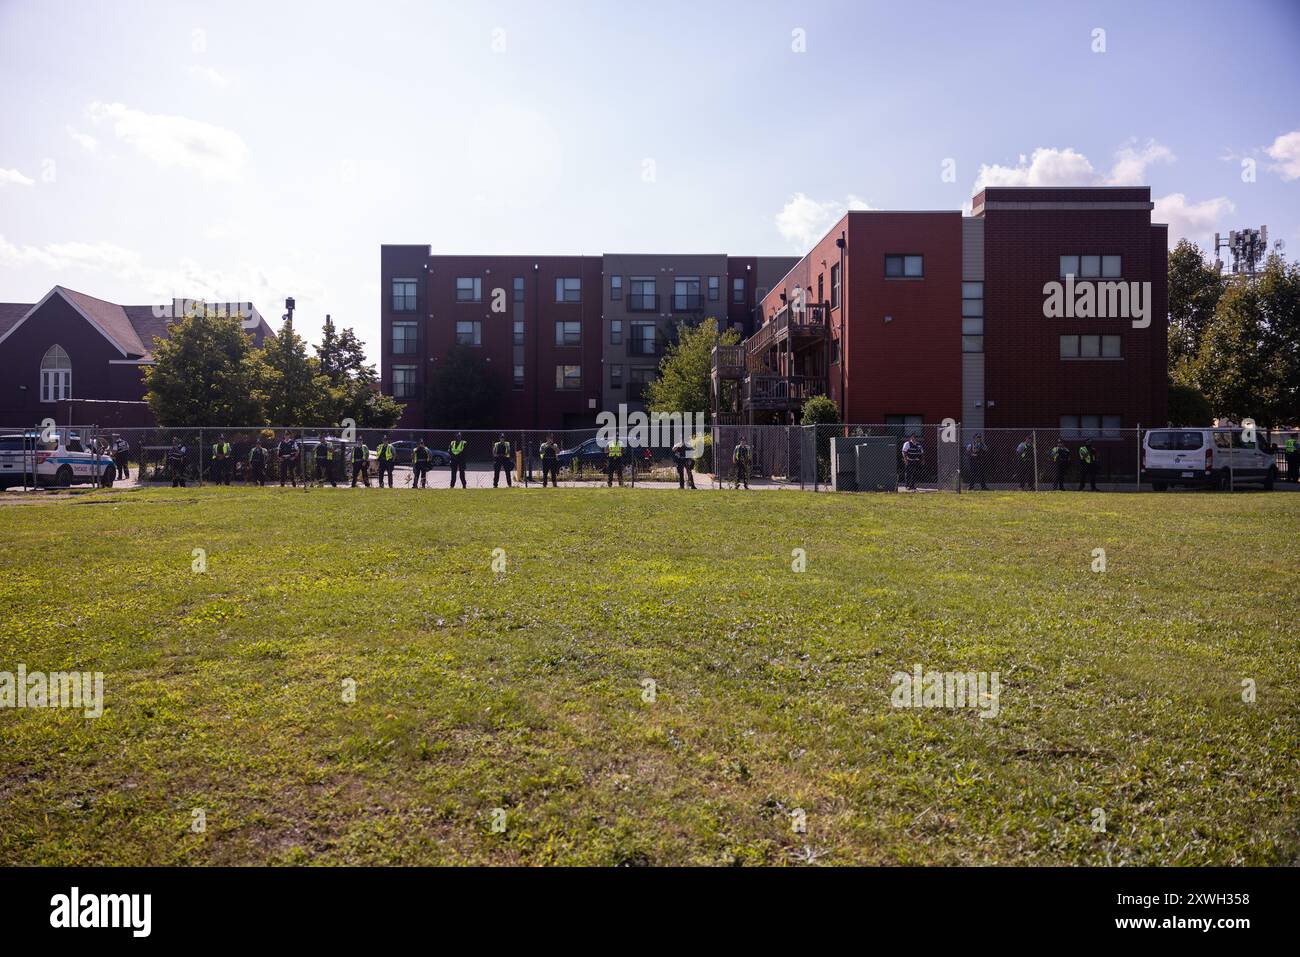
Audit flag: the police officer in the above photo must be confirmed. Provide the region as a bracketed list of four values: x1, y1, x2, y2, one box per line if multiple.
[538, 433, 561, 487]
[350, 439, 371, 487]
[249, 438, 268, 486]
[313, 439, 338, 487]
[375, 434, 396, 488]
[412, 437, 432, 488]
[167, 435, 188, 487]
[1048, 437, 1070, 491]
[732, 436, 751, 489]
[211, 432, 232, 485]
[1077, 438, 1099, 491]
[110, 434, 130, 481]
[606, 436, 625, 487]
[1285, 435, 1299, 483]
[901, 433, 925, 490]
[492, 433, 513, 488]
[449, 432, 467, 488]
[671, 438, 696, 489]
[965, 433, 989, 491]
[277, 431, 300, 487]
[1015, 435, 1034, 490]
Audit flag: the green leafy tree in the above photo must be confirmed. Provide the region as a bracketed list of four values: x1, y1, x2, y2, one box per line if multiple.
[261, 315, 335, 426]
[644, 318, 739, 416]
[1167, 239, 1226, 375]
[1166, 383, 1214, 426]
[315, 316, 404, 427]
[800, 394, 839, 425]
[425, 344, 502, 428]
[142, 308, 269, 426]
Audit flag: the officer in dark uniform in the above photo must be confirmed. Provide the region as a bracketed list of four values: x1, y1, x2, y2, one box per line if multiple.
[313, 440, 338, 487]
[412, 437, 432, 488]
[167, 436, 188, 487]
[1284, 435, 1298, 483]
[671, 438, 696, 489]
[1049, 438, 1070, 491]
[901, 433, 925, 490]
[277, 431, 300, 487]
[538, 433, 560, 487]
[732, 436, 751, 489]
[1077, 438, 1099, 491]
[492, 433, 513, 487]
[110, 434, 130, 480]
[375, 434, 396, 487]
[449, 432, 467, 488]
[210, 433, 232, 485]
[965, 433, 989, 490]
[606, 436, 625, 487]
[249, 438, 268, 486]
[350, 440, 370, 487]
[1015, 435, 1034, 490]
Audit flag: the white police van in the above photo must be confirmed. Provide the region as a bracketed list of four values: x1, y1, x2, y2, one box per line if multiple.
[0, 431, 116, 489]
[1142, 427, 1277, 491]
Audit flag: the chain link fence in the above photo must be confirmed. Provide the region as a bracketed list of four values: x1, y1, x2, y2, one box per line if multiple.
[5, 422, 1295, 492]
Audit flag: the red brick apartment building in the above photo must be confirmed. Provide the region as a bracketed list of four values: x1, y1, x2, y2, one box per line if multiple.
[382, 187, 1168, 434]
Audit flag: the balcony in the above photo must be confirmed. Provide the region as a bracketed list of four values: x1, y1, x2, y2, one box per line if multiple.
[711, 343, 745, 379]
[742, 374, 825, 410]
[627, 293, 659, 312]
[746, 302, 828, 357]
[672, 293, 704, 312]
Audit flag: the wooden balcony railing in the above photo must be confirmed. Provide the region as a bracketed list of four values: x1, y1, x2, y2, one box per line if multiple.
[745, 302, 827, 356]
[742, 374, 825, 409]
[711, 343, 745, 378]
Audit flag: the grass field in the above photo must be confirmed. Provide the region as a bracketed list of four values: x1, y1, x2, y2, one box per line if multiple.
[1, 486, 1297, 866]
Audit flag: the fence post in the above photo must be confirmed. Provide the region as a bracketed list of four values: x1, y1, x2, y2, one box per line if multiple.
[1032, 430, 1039, 492]
[1135, 423, 1141, 492]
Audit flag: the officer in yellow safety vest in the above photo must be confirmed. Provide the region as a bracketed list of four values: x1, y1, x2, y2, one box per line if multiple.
[211, 433, 233, 485]
[313, 440, 337, 487]
[1077, 438, 1098, 492]
[350, 440, 370, 487]
[449, 432, 468, 488]
[732, 437, 752, 489]
[606, 437, 625, 487]
[375, 434, 396, 487]
[492, 433, 513, 488]
[538, 433, 561, 487]
[1286, 436, 1299, 484]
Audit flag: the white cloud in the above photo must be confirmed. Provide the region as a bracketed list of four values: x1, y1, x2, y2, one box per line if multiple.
[1152, 193, 1236, 245]
[85, 101, 249, 181]
[1264, 130, 1300, 181]
[0, 167, 35, 187]
[973, 140, 1175, 193]
[189, 65, 231, 89]
[65, 126, 98, 152]
[775, 192, 873, 247]
[1105, 139, 1175, 185]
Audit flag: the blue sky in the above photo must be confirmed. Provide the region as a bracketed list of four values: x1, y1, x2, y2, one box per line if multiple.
[1, 0, 1297, 352]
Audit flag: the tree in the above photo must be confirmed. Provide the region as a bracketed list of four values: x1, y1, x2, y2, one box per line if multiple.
[142, 307, 269, 426]
[261, 315, 335, 426]
[1166, 384, 1214, 426]
[1167, 239, 1225, 374]
[315, 316, 404, 428]
[644, 318, 739, 416]
[425, 345, 502, 428]
[1183, 255, 1300, 427]
[800, 394, 839, 425]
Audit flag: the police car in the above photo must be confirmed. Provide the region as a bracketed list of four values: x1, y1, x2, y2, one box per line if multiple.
[0, 432, 116, 489]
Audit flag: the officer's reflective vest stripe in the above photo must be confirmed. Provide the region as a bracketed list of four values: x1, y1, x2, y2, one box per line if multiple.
[494, 442, 511, 456]
[1287, 439, 1296, 452]
[1051, 446, 1067, 460]
[212, 443, 231, 456]
[414, 447, 431, 463]
[608, 443, 623, 458]
[316, 446, 333, 461]
[1018, 443, 1031, 459]
[352, 445, 368, 462]
[734, 445, 749, 463]
[1079, 447, 1094, 463]
[450, 441, 466, 455]
[540, 444, 557, 459]
[250, 447, 265, 462]
[377, 444, 394, 461]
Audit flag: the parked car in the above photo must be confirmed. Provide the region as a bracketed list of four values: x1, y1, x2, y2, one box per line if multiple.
[0, 432, 115, 489]
[1142, 428, 1277, 491]
[556, 437, 633, 468]
[388, 440, 451, 467]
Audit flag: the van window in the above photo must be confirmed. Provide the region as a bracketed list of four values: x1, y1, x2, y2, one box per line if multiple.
[1147, 431, 1203, 451]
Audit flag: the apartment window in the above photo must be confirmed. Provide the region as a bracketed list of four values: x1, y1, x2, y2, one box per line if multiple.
[513, 277, 525, 302]
[1060, 255, 1122, 278]
[830, 337, 841, 365]
[513, 364, 525, 388]
[817, 273, 824, 305]
[512, 320, 524, 346]
[629, 277, 657, 311]
[392, 321, 418, 355]
[610, 275, 623, 300]
[732, 277, 745, 304]
[708, 276, 720, 301]
[1061, 414, 1122, 440]
[391, 278, 418, 312]
[830, 265, 840, 308]
[555, 320, 582, 347]
[40, 344, 71, 402]
[1060, 334, 1122, 359]
[610, 363, 623, 388]
[555, 277, 581, 303]
[629, 321, 658, 356]
[961, 281, 984, 352]
[455, 320, 482, 346]
[673, 277, 702, 311]
[455, 277, 482, 302]
[392, 365, 417, 400]
[610, 319, 622, 345]
[885, 254, 924, 278]
[556, 364, 582, 390]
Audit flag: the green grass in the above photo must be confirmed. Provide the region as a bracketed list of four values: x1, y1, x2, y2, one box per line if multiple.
[1, 486, 1297, 866]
